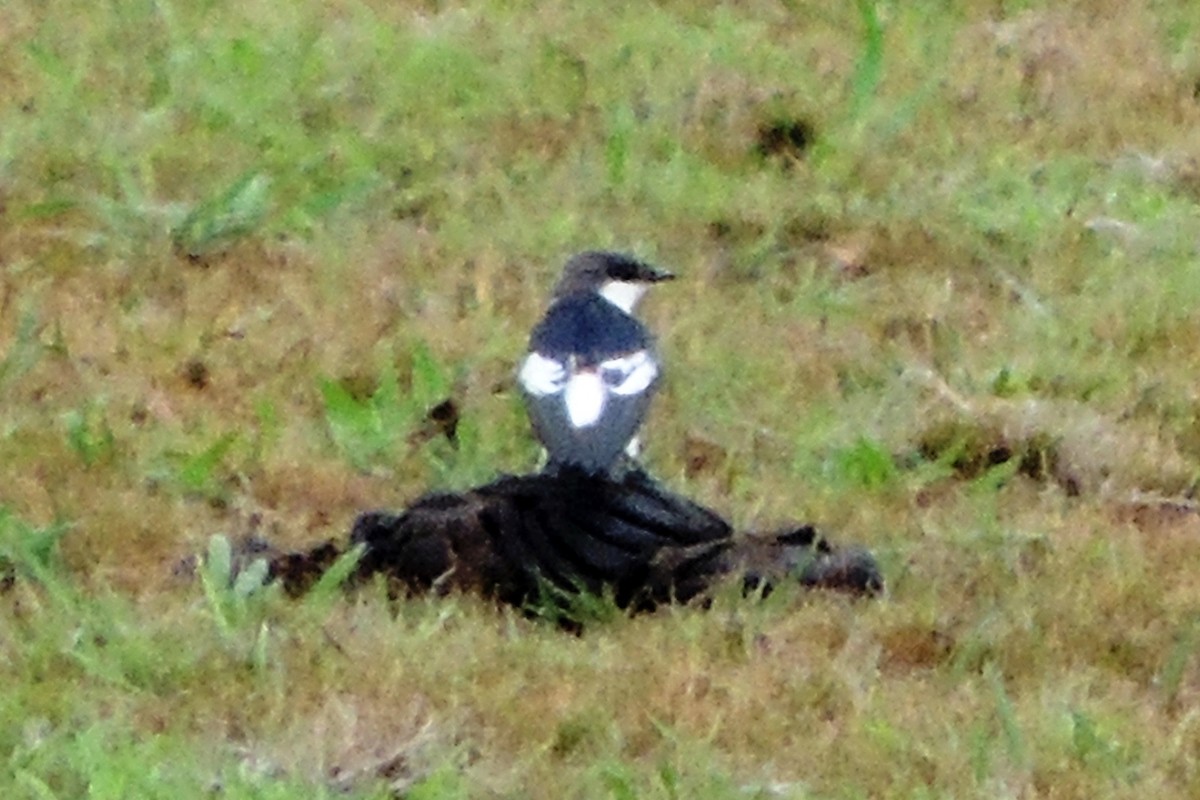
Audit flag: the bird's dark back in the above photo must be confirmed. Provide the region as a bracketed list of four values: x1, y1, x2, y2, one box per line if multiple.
[529, 294, 652, 364]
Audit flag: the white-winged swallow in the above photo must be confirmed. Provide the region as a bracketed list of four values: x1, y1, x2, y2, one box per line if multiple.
[518, 251, 674, 475]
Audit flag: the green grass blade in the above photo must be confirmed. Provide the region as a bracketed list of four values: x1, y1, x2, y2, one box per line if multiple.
[850, 0, 885, 120]
[171, 172, 272, 258]
[302, 543, 365, 611]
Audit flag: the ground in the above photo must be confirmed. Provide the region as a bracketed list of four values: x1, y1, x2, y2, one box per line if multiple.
[3, 1, 1200, 797]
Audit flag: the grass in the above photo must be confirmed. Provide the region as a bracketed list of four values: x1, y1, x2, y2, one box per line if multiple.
[3, 0, 1200, 796]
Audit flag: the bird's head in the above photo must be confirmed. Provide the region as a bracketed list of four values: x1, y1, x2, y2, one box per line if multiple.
[553, 251, 675, 313]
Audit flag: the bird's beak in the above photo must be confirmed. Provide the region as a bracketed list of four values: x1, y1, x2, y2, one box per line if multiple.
[645, 265, 676, 283]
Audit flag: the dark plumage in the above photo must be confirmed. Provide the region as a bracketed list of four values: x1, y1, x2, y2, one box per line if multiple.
[528, 293, 649, 366]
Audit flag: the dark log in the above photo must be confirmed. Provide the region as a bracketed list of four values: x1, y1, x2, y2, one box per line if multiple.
[269, 467, 883, 619]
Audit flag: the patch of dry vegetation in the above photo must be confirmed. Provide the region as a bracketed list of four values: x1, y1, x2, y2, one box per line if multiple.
[4, 0, 1200, 797]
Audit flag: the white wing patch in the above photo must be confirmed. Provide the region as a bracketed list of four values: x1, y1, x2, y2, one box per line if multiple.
[518, 352, 566, 396]
[521, 348, 658, 431]
[600, 350, 658, 396]
[563, 371, 606, 428]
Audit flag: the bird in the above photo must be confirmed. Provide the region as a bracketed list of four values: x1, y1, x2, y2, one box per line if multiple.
[518, 251, 674, 476]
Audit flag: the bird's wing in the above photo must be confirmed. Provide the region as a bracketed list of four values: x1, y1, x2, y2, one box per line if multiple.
[521, 350, 660, 474]
[599, 350, 658, 396]
[518, 351, 566, 396]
